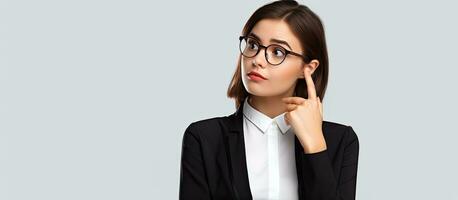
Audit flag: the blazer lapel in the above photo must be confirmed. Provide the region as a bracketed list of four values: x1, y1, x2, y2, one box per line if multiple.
[294, 134, 305, 199]
[224, 102, 252, 200]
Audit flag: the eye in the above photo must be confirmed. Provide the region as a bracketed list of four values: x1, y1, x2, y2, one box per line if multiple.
[247, 40, 259, 50]
[273, 47, 285, 57]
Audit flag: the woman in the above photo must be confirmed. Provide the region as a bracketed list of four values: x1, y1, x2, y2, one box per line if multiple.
[179, 0, 359, 199]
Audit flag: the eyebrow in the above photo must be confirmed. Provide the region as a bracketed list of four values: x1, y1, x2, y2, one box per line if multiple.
[248, 32, 293, 50]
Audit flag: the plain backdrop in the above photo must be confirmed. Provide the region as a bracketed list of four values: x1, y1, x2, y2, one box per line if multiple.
[1, 0, 457, 199]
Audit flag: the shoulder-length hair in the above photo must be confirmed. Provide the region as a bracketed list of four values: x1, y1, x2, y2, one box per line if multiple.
[226, 0, 329, 109]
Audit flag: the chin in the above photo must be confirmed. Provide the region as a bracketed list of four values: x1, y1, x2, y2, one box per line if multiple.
[246, 88, 278, 97]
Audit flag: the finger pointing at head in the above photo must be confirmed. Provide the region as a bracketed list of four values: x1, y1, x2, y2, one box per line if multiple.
[304, 67, 317, 100]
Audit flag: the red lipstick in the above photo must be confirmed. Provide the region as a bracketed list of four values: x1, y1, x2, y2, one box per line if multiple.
[247, 71, 267, 81]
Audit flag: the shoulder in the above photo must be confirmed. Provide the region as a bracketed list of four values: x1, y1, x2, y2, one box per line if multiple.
[185, 116, 226, 132]
[183, 115, 229, 141]
[322, 120, 359, 146]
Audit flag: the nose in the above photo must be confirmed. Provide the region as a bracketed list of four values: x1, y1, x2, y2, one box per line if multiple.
[252, 47, 267, 68]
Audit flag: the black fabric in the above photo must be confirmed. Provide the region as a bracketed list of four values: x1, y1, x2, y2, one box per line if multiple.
[179, 101, 359, 200]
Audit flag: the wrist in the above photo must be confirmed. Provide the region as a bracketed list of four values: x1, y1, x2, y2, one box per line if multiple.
[303, 145, 327, 154]
[299, 134, 327, 154]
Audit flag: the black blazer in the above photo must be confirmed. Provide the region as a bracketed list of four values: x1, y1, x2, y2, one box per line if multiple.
[179, 101, 359, 200]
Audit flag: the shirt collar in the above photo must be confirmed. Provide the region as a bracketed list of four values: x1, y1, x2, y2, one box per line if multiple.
[242, 96, 291, 135]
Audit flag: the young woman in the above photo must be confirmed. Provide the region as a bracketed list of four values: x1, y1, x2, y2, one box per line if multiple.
[179, 0, 359, 199]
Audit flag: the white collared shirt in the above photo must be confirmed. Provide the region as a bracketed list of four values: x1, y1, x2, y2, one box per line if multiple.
[242, 97, 299, 200]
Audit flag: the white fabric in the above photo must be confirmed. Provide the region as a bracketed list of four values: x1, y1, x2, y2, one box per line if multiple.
[242, 96, 299, 200]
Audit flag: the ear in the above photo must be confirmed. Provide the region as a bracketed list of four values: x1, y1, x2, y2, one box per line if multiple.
[298, 59, 320, 79]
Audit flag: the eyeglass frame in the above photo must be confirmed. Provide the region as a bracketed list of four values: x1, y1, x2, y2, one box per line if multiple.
[238, 35, 310, 66]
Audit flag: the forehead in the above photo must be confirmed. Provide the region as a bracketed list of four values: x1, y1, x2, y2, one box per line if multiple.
[249, 19, 302, 52]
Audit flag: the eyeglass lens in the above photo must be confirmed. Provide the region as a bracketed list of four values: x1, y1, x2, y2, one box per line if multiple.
[239, 37, 287, 65]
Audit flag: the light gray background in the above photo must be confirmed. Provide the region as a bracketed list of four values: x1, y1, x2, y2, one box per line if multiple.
[1, 0, 457, 199]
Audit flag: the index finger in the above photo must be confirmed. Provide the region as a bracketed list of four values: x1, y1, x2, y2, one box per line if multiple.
[304, 68, 317, 99]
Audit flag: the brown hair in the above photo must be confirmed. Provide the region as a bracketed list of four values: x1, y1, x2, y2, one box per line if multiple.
[226, 0, 329, 109]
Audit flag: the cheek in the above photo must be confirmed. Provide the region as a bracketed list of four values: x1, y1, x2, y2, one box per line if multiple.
[241, 58, 248, 70]
[270, 64, 300, 82]
[240, 58, 249, 75]
[240, 59, 301, 96]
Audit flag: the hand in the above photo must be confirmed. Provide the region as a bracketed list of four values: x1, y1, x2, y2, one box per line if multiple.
[282, 68, 326, 154]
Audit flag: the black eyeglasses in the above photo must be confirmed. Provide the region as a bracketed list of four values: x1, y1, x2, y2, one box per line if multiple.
[238, 35, 310, 66]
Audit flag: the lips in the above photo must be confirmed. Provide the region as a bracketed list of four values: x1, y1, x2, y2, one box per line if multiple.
[247, 71, 267, 80]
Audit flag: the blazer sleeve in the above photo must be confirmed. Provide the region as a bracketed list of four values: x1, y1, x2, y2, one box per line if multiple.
[179, 124, 212, 200]
[300, 125, 359, 200]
